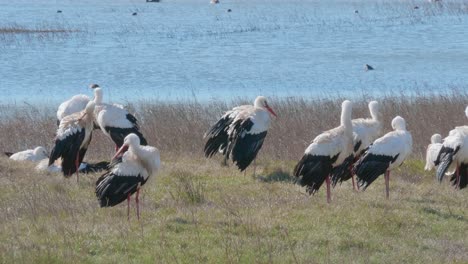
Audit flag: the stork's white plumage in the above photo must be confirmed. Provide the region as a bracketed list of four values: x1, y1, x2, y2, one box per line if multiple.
[96, 134, 160, 220]
[435, 107, 468, 189]
[354, 116, 413, 198]
[5, 146, 48, 162]
[424, 134, 442, 171]
[49, 101, 96, 178]
[331, 101, 383, 187]
[93, 87, 147, 149]
[204, 96, 277, 172]
[56, 84, 99, 124]
[293, 100, 353, 202]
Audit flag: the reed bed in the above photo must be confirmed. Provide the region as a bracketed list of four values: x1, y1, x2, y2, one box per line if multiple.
[1, 93, 467, 163]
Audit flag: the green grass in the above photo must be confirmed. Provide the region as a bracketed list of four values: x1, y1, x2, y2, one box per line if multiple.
[0, 156, 466, 263]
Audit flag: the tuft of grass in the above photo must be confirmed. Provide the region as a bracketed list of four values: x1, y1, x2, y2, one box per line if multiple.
[168, 170, 206, 206]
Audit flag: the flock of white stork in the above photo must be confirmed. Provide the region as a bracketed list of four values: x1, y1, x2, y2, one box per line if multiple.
[4, 86, 468, 219]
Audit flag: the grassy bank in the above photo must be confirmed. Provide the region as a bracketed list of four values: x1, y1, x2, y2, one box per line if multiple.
[0, 157, 466, 263]
[0, 95, 467, 263]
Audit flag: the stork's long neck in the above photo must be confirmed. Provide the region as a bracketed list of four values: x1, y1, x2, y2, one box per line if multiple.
[94, 89, 103, 104]
[370, 107, 381, 122]
[130, 145, 154, 175]
[341, 106, 353, 137]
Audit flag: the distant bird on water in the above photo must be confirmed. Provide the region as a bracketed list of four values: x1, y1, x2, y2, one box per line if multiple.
[5, 146, 48, 162]
[365, 64, 374, 71]
[96, 134, 160, 220]
[49, 101, 96, 180]
[293, 100, 354, 203]
[210, 0, 219, 4]
[204, 96, 277, 173]
[354, 116, 413, 198]
[132, 12, 137, 16]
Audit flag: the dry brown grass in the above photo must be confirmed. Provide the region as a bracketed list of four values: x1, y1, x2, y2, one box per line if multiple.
[1, 92, 466, 163]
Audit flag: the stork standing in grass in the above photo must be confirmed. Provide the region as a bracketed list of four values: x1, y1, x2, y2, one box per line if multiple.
[293, 100, 354, 203]
[56, 84, 99, 124]
[5, 146, 48, 162]
[49, 101, 96, 180]
[93, 86, 147, 150]
[331, 101, 383, 189]
[203, 96, 277, 173]
[425, 134, 443, 171]
[353, 116, 413, 198]
[96, 134, 160, 220]
[435, 106, 468, 189]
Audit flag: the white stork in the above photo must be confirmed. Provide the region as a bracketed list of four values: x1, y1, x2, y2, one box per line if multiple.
[96, 134, 160, 220]
[353, 116, 413, 198]
[204, 96, 277, 172]
[93, 87, 147, 149]
[293, 100, 354, 203]
[4, 146, 48, 162]
[49, 101, 96, 179]
[424, 134, 442, 171]
[435, 106, 468, 189]
[56, 84, 99, 124]
[331, 101, 383, 188]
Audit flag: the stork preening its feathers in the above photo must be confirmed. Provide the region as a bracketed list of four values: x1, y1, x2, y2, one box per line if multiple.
[353, 116, 413, 198]
[434, 106, 468, 189]
[293, 100, 354, 203]
[425, 134, 443, 171]
[49, 101, 96, 179]
[5, 146, 48, 162]
[93, 87, 147, 149]
[331, 101, 383, 188]
[56, 84, 100, 125]
[96, 134, 160, 220]
[204, 96, 277, 172]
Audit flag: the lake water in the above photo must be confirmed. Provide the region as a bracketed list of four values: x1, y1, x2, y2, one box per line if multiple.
[1, 0, 467, 105]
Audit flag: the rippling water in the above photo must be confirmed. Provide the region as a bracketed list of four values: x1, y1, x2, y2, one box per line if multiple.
[1, 0, 467, 105]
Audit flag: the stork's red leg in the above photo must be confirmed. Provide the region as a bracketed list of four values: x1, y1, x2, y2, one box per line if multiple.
[326, 175, 331, 203]
[456, 165, 460, 189]
[115, 145, 119, 152]
[352, 175, 357, 191]
[75, 153, 80, 183]
[127, 193, 131, 221]
[136, 186, 141, 220]
[385, 170, 390, 199]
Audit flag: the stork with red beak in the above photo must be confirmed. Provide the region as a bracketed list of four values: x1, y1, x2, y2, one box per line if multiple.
[204, 96, 277, 172]
[96, 134, 160, 220]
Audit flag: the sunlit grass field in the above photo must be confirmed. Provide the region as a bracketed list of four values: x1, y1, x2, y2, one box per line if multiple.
[0, 156, 466, 263]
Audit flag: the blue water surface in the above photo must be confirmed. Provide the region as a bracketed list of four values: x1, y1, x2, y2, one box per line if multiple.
[0, 0, 467, 105]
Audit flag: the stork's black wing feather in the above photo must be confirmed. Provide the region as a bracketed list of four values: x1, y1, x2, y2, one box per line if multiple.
[204, 114, 234, 158]
[227, 118, 267, 171]
[435, 146, 460, 182]
[293, 153, 339, 195]
[4, 152, 13, 157]
[354, 153, 399, 190]
[49, 128, 87, 177]
[331, 154, 355, 187]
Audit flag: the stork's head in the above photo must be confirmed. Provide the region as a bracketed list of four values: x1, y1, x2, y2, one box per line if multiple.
[33, 146, 48, 158]
[254, 96, 277, 117]
[391, 116, 406, 131]
[431, 134, 442, 144]
[113, 134, 140, 160]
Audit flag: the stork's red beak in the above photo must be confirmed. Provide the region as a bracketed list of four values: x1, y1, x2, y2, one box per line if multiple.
[266, 106, 277, 117]
[112, 144, 129, 160]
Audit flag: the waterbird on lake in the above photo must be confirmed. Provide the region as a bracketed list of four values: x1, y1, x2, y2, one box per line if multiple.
[57, 10, 62, 13]
[5, 146, 48, 162]
[425, 134, 443, 171]
[331, 101, 383, 189]
[132, 12, 137, 16]
[210, 0, 219, 4]
[353, 116, 413, 198]
[293, 100, 354, 203]
[435, 106, 468, 189]
[96, 134, 160, 220]
[56, 84, 99, 125]
[365, 64, 374, 71]
[92, 86, 147, 150]
[204, 96, 277, 173]
[49, 101, 96, 180]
